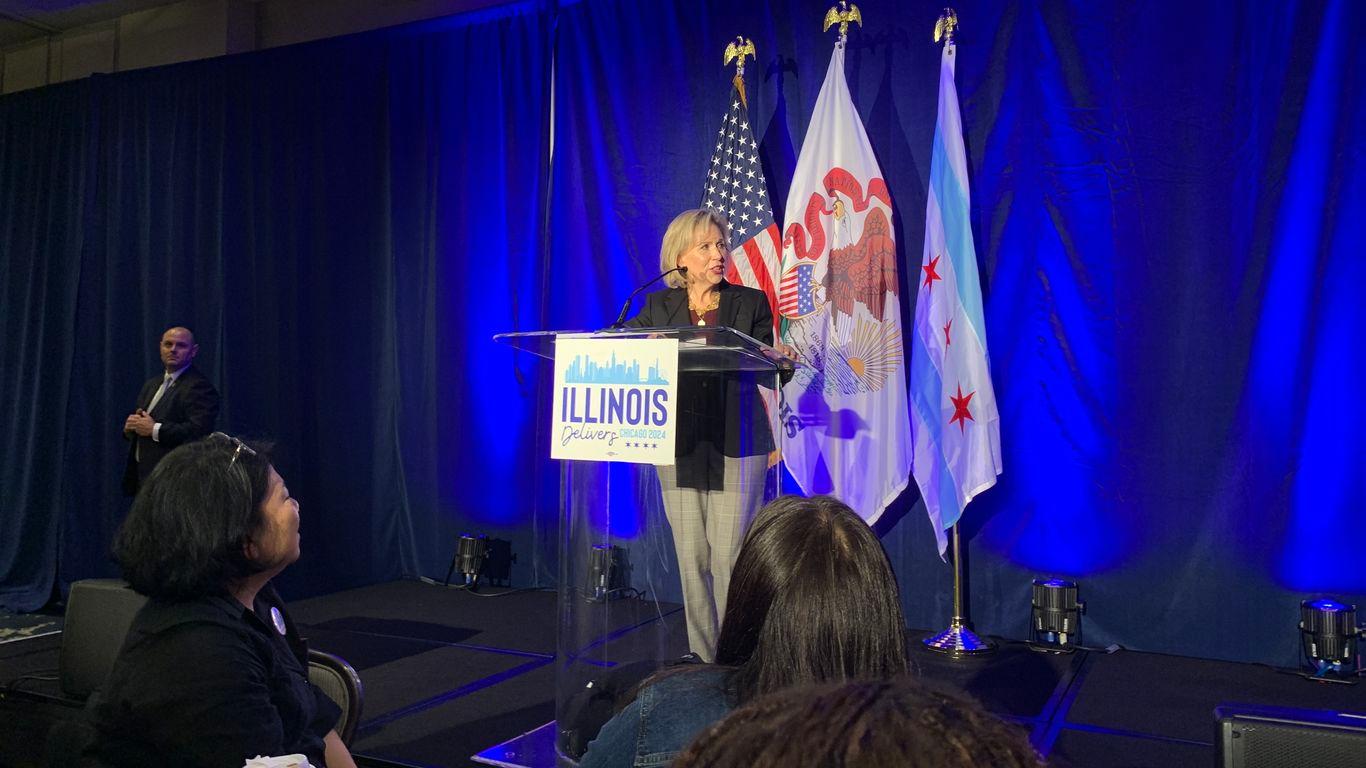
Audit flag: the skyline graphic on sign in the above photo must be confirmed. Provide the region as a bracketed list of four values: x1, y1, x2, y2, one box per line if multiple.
[564, 352, 670, 385]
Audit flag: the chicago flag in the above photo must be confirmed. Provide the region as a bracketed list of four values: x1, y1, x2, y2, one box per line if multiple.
[778, 42, 910, 525]
[909, 39, 1003, 556]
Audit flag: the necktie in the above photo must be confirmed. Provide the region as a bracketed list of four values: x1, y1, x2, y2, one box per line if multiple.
[147, 374, 172, 413]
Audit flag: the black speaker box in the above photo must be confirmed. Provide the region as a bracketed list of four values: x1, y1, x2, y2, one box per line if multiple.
[1216, 702, 1366, 767]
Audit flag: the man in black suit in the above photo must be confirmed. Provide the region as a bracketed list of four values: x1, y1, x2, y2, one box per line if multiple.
[122, 326, 221, 495]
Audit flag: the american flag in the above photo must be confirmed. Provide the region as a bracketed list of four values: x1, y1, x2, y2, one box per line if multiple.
[701, 83, 781, 335]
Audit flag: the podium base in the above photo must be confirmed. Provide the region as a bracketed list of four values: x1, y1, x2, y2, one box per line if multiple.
[471, 719, 558, 767]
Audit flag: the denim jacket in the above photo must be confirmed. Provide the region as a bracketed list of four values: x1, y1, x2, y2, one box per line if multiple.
[578, 666, 733, 768]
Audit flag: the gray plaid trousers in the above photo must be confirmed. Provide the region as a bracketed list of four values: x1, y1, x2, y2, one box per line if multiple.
[655, 453, 768, 661]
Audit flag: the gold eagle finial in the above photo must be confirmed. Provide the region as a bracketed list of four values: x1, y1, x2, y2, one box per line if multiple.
[723, 36, 756, 69]
[723, 36, 757, 107]
[823, 2, 863, 41]
[934, 7, 959, 45]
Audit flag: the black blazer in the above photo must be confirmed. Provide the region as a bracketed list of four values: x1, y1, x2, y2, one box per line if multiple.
[123, 365, 221, 495]
[626, 282, 776, 490]
[86, 584, 339, 768]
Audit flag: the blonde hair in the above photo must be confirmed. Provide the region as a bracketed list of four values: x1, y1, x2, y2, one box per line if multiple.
[658, 209, 730, 289]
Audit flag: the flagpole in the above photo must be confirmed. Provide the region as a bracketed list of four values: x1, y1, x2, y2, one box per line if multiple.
[923, 524, 995, 655]
[921, 5, 995, 658]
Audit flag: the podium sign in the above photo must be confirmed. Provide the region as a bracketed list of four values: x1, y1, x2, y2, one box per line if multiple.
[550, 336, 678, 464]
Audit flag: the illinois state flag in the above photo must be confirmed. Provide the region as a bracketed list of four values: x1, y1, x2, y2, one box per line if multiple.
[909, 40, 1002, 556]
[778, 43, 910, 524]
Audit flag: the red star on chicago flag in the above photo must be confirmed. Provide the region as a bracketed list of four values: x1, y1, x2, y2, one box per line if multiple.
[943, 317, 953, 347]
[949, 383, 975, 433]
[922, 254, 943, 291]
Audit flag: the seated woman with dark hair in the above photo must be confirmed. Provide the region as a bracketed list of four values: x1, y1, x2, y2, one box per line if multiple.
[85, 434, 356, 768]
[673, 679, 1049, 768]
[579, 495, 909, 768]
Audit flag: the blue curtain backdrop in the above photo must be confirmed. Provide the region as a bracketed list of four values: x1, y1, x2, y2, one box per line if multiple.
[0, 2, 557, 609]
[2, 0, 1362, 667]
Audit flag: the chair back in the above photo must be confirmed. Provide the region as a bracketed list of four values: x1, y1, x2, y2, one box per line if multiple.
[59, 579, 148, 700]
[307, 649, 365, 745]
[56, 580, 365, 753]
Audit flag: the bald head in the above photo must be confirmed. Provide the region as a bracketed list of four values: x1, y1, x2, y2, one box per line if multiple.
[159, 327, 199, 373]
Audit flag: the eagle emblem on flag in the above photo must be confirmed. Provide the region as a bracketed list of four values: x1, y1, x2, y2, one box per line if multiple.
[777, 40, 911, 526]
[778, 169, 898, 324]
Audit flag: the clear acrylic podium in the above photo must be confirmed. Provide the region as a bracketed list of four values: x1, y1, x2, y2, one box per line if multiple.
[480, 326, 789, 767]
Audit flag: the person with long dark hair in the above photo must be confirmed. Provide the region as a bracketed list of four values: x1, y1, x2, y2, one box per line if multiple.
[673, 679, 1048, 768]
[85, 434, 356, 768]
[579, 494, 908, 768]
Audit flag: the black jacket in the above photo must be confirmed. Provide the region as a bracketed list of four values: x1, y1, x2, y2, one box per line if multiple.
[626, 282, 777, 489]
[85, 585, 339, 768]
[123, 365, 220, 495]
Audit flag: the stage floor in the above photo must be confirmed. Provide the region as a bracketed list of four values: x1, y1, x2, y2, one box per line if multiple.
[3, 578, 1364, 767]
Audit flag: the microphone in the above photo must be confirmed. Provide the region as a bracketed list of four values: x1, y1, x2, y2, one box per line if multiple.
[611, 266, 687, 328]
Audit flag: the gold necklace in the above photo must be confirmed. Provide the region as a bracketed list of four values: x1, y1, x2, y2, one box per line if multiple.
[688, 291, 720, 325]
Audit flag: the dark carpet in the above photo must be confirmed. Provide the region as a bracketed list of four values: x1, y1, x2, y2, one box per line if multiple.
[1050, 727, 1213, 768]
[0, 611, 62, 645]
[287, 580, 681, 767]
[1063, 649, 1366, 744]
[907, 636, 1082, 720]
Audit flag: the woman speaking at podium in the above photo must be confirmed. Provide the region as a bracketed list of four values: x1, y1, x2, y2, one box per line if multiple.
[625, 208, 790, 662]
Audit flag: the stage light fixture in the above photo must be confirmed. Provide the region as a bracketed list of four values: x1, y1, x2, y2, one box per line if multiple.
[1030, 578, 1084, 651]
[1299, 598, 1363, 680]
[586, 544, 629, 603]
[443, 533, 488, 588]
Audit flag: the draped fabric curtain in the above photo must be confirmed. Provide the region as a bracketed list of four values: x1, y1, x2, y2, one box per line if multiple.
[0, 81, 92, 611]
[1, 2, 556, 609]
[2, 0, 1363, 666]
